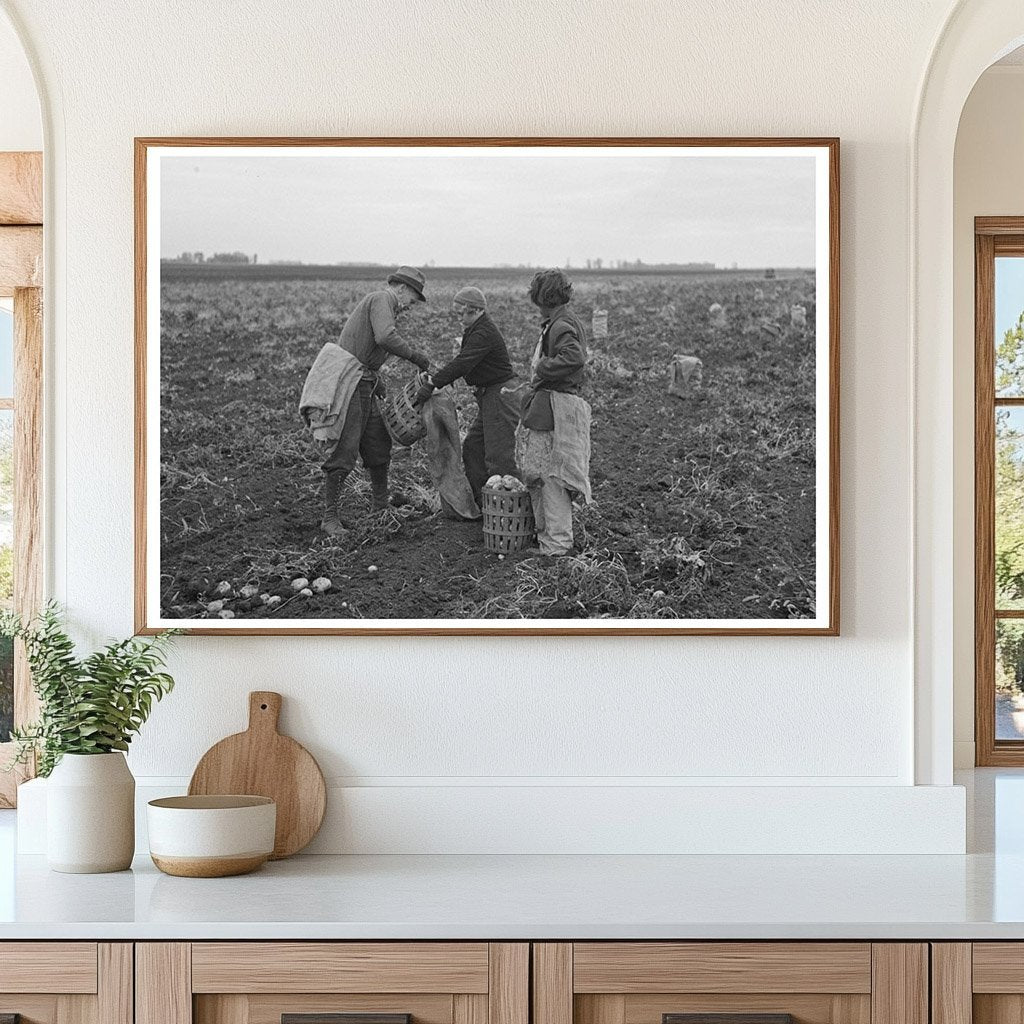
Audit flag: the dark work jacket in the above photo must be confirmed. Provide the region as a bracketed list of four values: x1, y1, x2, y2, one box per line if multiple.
[534, 305, 588, 394]
[522, 305, 589, 430]
[431, 312, 514, 389]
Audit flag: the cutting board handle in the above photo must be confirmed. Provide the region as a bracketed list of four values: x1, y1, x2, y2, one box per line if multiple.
[248, 691, 282, 734]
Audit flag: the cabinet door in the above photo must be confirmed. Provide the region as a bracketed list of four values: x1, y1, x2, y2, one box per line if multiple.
[534, 944, 927, 1024]
[0, 943, 131, 1024]
[941, 943, 1024, 1024]
[137, 943, 528, 1024]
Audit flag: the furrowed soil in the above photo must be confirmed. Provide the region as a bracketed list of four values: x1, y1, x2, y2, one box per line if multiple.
[159, 269, 818, 621]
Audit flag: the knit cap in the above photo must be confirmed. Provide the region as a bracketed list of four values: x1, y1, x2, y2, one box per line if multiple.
[453, 286, 487, 310]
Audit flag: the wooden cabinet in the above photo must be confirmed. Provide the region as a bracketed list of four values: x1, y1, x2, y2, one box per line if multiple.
[136, 944, 528, 1024]
[0, 943, 131, 1024]
[532, 944, 929, 1024]
[0, 937, 964, 1024]
[932, 943, 1024, 1024]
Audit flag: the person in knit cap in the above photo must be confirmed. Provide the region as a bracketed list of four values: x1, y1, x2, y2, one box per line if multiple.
[414, 285, 520, 503]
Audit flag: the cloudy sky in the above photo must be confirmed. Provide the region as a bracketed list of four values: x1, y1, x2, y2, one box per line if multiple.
[158, 147, 819, 268]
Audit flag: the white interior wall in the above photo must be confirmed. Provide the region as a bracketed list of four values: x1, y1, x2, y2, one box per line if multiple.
[952, 65, 1024, 767]
[0, 16, 39, 151]
[0, 0, 976, 852]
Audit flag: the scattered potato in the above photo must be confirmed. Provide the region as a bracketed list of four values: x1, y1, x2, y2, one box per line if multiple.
[291, 577, 309, 591]
[708, 302, 727, 327]
[311, 577, 331, 593]
[214, 581, 233, 597]
[300, 587, 313, 597]
[265, 595, 282, 608]
[218, 609, 235, 619]
[206, 599, 224, 613]
[239, 583, 259, 599]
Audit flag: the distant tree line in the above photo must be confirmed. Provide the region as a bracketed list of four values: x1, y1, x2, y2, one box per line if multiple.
[164, 251, 258, 264]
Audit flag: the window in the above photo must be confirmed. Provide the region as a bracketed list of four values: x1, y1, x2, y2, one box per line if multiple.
[0, 289, 41, 806]
[975, 219, 1024, 764]
[0, 302, 12, 745]
[0, 152, 42, 806]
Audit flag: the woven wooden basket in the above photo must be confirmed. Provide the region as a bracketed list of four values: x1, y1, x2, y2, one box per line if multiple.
[482, 487, 536, 553]
[379, 374, 427, 446]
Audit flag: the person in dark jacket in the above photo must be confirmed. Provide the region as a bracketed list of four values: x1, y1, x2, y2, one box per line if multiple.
[519, 268, 590, 556]
[320, 266, 432, 538]
[414, 286, 519, 503]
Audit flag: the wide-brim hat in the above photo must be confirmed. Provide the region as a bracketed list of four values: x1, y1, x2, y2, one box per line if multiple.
[387, 266, 427, 302]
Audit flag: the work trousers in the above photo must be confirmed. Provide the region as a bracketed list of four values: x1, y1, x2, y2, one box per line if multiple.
[529, 476, 574, 555]
[462, 381, 519, 500]
[520, 427, 575, 556]
[322, 378, 392, 474]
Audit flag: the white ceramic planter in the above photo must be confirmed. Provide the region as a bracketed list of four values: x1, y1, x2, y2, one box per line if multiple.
[46, 752, 135, 873]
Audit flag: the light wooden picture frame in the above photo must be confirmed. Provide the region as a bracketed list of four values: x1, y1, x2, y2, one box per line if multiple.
[135, 137, 839, 636]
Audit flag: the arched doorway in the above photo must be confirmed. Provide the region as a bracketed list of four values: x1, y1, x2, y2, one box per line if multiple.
[0, 6, 44, 808]
[914, 1, 1024, 785]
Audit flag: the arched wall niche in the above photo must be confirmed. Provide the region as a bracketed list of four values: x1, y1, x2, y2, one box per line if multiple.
[951, 45, 1024, 769]
[0, 4, 46, 806]
[914, 1, 1024, 785]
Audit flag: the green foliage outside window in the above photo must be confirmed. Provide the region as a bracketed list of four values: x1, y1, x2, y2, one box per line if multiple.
[0, 634, 11, 742]
[0, 413, 12, 739]
[996, 311, 1024, 693]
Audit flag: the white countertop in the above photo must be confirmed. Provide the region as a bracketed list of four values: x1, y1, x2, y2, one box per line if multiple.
[1, 768, 1022, 941]
[0, 849, 1022, 940]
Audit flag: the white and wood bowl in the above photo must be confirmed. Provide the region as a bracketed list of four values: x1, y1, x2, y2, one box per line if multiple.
[147, 795, 276, 877]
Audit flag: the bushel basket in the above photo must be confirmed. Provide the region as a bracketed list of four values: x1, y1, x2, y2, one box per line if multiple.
[482, 486, 536, 554]
[379, 374, 427, 446]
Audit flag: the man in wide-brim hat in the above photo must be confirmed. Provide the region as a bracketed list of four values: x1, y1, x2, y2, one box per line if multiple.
[413, 285, 520, 505]
[386, 266, 427, 302]
[300, 266, 432, 539]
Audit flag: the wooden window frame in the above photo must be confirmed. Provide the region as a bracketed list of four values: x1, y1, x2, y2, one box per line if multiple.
[975, 217, 1024, 765]
[0, 151, 43, 807]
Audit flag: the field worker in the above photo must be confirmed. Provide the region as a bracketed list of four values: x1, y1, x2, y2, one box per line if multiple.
[317, 266, 432, 538]
[413, 286, 519, 504]
[519, 268, 592, 557]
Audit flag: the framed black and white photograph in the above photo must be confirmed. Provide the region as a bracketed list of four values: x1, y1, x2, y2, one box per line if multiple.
[135, 137, 839, 635]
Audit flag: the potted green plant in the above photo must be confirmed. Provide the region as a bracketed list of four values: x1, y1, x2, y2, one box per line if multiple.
[2, 603, 178, 873]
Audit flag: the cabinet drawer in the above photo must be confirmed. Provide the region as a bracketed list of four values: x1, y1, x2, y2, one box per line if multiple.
[534, 944, 926, 1024]
[973, 944, 1024, 992]
[572, 944, 871, 994]
[191, 944, 491, 994]
[139, 943, 528, 1024]
[0, 943, 130, 1024]
[0, 942, 98, 993]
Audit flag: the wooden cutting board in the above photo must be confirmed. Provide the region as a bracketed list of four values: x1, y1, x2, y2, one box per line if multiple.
[188, 691, 326, 859]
